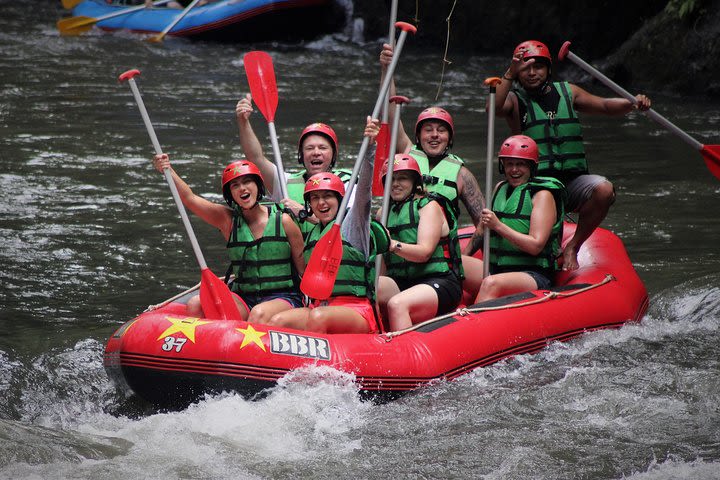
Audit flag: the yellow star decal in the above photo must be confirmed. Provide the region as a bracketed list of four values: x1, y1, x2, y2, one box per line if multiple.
[156, 316, 211, 343]
[236, 324, 267, 351]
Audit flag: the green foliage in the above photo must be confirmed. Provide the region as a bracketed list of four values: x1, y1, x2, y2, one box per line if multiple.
[665, 0, 707, 19]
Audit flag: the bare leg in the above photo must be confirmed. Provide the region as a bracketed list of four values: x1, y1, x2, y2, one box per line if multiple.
[386, 284, 439, 331]
[267, 307, 311, 330]
[474, 272, 538, 302]
[376, 275, 400, 325]
[186, 294, 249, 320]
[563, 181, 615, 271]
[248, 298, 295, 324]
[306, 306, 371, 334]
[460, 254, 484, 303]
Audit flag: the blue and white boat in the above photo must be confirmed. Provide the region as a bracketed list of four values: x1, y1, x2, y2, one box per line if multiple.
[68, 0, 340, 41]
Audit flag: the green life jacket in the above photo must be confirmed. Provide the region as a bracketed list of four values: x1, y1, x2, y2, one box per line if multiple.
[303, 219, 388, 300]
[514, 81, 589, 178]
[384, 195, 464, 280]
[408, 148, 464, 217]
[226, 203, 297, 296]
[286, 168, 353, 236]
[489, 177, 565, 275]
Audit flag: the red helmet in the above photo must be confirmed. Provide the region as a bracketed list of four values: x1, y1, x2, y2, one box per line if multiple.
[414, 107, 454, 145]
[498, 135, 538, 175]
[514, 40, 552, 65]
[381, 153, 422, 182]
[297, 122, 339, 166]
[303, 172, 345, 201]
[221, 160, 265, 206]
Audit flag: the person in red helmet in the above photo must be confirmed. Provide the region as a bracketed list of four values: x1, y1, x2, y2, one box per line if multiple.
[379, 44, 487, 298]
[376, 154, 464, 331]
[268, 117, 391, 334]
[236, 94, 354, 236]
[151, 153, 305, 322]
[493, 39, 651, 271]
[474, 135, 565, 302]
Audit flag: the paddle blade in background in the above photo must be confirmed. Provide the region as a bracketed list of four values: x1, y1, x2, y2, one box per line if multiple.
[57, 16, 96, 35]
[701, 145, 720, 180]
[244, 51, 278, 123]
[199, 268, 242, 320]
[300, 225, 343, 300]
[372, 123, 390, 196]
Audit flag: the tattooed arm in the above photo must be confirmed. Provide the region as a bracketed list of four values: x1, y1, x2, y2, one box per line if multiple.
[457, 166, 486, 255]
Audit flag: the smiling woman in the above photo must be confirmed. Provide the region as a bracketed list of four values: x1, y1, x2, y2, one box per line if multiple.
[376, 154, 464, 331]
[151, 154, 306, 324]
[475, 135, 565, 302]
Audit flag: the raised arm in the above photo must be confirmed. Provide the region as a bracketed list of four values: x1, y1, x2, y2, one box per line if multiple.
[379, 43, 413, 153]
[490, 52, 531, 134]
[571, 84, 652, 115]
[236, 93, 281, 200]
[342, 117, 380, 257]
[152, 153, 232, 238]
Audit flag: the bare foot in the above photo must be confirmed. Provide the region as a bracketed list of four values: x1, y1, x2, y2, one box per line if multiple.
[561, 246, 579, 271]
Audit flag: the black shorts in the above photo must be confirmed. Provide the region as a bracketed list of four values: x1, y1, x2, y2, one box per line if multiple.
[396, 271, 462, 316]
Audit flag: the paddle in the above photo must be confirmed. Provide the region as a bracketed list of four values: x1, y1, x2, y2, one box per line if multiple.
[300, 21, 417, 300]
[372, 0, 399, 196]
[57, 0, 171, 36]
[374, 95, 409, 306]
[559, 41, 720, 180]
[243, 51, 289, 199]
[119, 69, 242, 321]
[148, 0, 202, 42]
[482, 77, 502, 278]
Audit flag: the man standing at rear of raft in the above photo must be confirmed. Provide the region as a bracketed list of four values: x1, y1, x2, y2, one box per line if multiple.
[493, 40, 651, 271]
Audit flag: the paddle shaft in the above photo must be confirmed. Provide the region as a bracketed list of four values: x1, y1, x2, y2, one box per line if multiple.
[267, 121, 289, 199]
[153, 0, 202, 41]
[482, 85, 498, 278]
[336, 23, 414, 226]
[380, 0, 398, 125]
[58, 0, 171, 33]
[124, 77, 209, 271]
[562, 47, 703, 151]
[374, 98, 407, 289]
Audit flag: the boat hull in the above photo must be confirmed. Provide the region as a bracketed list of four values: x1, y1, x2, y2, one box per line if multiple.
[104, 224, 648, 407]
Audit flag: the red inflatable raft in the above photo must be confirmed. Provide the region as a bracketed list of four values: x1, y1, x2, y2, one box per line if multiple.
[104, 224, 648, 406]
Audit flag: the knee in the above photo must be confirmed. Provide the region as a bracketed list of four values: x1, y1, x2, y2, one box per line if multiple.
[248, 305, 269, 324]
[477, 276, 501, 300]
[186, 296, 203, 317]
[306, 310, 328, 333]
[266, 312, 286, 328]
[386, 295, 407, 317]
[593, 181, 615, 206]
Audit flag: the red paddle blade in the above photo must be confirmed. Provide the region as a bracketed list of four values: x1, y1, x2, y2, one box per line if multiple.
[300, 224, 343, 300]
[244, 51, 278, 123]
[199, 268, 242, 320]
[701, 144, 720, 180]
[372, 123, 390, 196]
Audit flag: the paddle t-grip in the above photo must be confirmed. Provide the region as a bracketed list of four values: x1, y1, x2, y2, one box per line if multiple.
[118, 69, 141, 82]
[394, 21, 417, 34]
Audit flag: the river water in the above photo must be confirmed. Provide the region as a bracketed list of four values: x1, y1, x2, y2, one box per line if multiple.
[2, 2, 720, 479]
